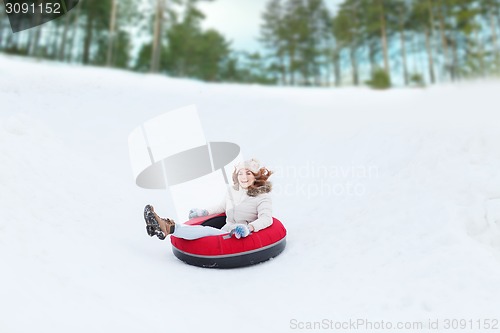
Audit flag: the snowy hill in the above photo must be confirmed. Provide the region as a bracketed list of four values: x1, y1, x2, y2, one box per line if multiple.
[1, 53, 500, 333]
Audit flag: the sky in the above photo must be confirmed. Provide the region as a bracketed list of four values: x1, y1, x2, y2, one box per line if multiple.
[197, 0, 344, 53]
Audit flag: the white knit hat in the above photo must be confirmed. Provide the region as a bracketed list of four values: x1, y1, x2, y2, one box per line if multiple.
[234, 158, 261, 173]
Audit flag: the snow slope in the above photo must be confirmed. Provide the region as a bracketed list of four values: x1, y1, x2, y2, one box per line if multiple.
[1, 54, 500, 333]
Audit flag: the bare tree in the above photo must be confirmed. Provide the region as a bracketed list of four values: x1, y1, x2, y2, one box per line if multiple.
[151, 0, 165, 73]
[107, 0, 118, 66]
[397, 3, 409, 85]
[436, 0, 450, 79]
[426, 0, 436, 83]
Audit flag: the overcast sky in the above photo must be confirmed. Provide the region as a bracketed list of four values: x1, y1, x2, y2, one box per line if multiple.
[197, 0, 343, 53]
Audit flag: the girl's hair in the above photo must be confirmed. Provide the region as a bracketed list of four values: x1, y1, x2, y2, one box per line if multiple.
[232, 167, 273, 191]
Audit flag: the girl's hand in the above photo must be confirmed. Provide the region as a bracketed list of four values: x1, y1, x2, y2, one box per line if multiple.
[188, 208, 208, 219]
[233, 224, 251, 239]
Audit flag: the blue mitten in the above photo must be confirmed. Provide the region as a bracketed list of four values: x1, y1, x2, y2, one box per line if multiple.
[188, 208, 208, 219]
[233, 224, 251, 239]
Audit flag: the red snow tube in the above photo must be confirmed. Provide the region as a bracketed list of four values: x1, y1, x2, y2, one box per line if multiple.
[170, 214, 287, 268]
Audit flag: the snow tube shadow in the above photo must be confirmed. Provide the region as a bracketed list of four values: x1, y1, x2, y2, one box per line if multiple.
[170, 214, 287, 268]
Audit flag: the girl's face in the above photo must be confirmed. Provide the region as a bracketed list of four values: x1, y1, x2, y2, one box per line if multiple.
[237, 168, 256, 189]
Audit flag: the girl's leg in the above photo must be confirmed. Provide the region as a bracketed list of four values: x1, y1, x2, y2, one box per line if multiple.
[172, 224, 227, 240]
[146, 205, 226, 240]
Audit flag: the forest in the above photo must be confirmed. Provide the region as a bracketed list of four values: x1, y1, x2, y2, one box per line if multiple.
[0, 0, 499, 87]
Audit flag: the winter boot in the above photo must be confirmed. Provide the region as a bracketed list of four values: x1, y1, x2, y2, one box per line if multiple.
[144, 205, 157, 237]
[143, 205, 175, 240]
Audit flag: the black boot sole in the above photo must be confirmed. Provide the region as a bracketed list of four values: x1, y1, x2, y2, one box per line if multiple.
[144, 205, 166, 240]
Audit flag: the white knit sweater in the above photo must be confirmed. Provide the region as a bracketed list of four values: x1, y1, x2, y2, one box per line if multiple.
[207, 186, 273, 232]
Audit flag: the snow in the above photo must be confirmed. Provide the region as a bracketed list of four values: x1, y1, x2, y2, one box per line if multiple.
[1, 53, 500, 332]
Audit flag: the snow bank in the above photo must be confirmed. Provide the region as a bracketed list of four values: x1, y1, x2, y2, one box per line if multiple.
[1, 54, 500, 333]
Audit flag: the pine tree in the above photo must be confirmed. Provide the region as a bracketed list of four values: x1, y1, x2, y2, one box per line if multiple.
[57, 5, 73, 61]
[409, 0, 435, 83]
[395, 0, 410, 85]
[80, 0, 113, 65]
[196, 29, 229, 81]
[378, 0, 390, 74]
[260, 0, 288, 84]
[0, 5, 6, 48]
[333, 0, 361, 85]
[480, 0, 500, 73]
[165, 1, 205, 76]
[106, 0, 118, 66]
[449, 0, 482, 78]
[357, 0, 380, 76]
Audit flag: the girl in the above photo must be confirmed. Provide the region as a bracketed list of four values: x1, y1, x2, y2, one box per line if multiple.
[144, 158, 273, 240]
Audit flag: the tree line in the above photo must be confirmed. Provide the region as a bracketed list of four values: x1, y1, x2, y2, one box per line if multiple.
[0, 0, 499, 87]
[261, 0, 500, 86]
